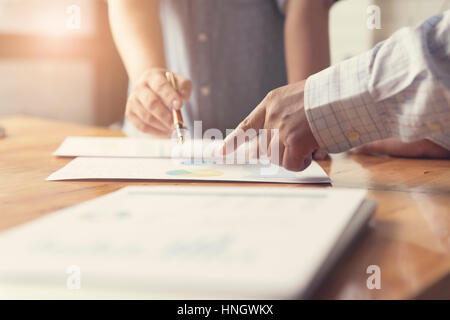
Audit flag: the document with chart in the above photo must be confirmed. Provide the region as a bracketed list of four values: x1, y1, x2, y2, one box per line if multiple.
[0, 186, 375, 299]
[49, 136, 331, 184]
[46, 157, 330, 184]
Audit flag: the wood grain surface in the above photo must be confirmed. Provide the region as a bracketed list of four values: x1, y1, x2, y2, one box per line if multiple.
[0, 116, 449, 299]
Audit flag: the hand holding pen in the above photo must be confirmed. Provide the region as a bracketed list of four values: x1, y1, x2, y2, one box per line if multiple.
[125, 68, 191, 138]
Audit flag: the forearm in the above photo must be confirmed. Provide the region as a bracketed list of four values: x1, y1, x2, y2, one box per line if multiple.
[284, 0, 333, 83]
[108, 0, 166, 84]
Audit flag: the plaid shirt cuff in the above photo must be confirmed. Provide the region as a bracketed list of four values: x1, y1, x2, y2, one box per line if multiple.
[304, 51, 389, 153]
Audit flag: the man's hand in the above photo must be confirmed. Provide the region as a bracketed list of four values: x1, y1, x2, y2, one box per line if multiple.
[125, 68, 192, 137]
[222, 80, 319, 172]
[351, 138, 450, 159]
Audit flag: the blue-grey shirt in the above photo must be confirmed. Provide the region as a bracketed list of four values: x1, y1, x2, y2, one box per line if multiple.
[159, 0, 287, 135]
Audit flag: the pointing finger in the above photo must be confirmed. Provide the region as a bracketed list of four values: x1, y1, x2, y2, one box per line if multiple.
[222, 102, 266, 155]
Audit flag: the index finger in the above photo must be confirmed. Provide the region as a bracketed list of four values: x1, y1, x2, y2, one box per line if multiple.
[148, 73, 183, 110]
[221, 102, 266, 155]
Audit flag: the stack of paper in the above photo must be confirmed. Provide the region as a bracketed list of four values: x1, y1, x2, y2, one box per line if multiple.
[48, 137, 330, 184]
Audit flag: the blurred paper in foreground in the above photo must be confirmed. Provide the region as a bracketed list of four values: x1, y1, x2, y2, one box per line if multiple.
[0, 186, 374, 299]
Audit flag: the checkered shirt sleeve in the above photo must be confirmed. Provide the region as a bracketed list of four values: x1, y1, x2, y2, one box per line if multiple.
[304, 11, 450, 153]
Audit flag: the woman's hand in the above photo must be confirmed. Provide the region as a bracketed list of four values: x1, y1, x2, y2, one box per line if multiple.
[125, 68, 192, 137]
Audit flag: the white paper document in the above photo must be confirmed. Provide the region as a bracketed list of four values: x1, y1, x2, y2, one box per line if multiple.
[50, 136, 331, 184]
[0, 186, 370, 299]
[53, 136, 223, 158]
[47, 157, 330, 184]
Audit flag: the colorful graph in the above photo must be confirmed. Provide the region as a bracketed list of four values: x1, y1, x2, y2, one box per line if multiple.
[166, 169, 224, 177]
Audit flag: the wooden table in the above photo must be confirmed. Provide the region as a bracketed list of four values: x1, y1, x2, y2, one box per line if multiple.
[1, 116, 449, 299]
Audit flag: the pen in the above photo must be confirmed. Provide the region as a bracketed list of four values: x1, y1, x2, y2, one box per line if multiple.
[165, 71, 185, 144]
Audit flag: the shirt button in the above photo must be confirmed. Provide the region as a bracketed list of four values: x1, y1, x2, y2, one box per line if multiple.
[347, 130, 360, 142]
[427, 123, 441, 131]
[197, 33, 208, 43]
[200, 86, 210, 96]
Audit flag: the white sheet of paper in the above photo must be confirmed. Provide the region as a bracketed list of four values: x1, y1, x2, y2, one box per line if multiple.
[0, 186, 367, 299]
[53, 136, 224, 158]
[47, 157, 330, 184]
